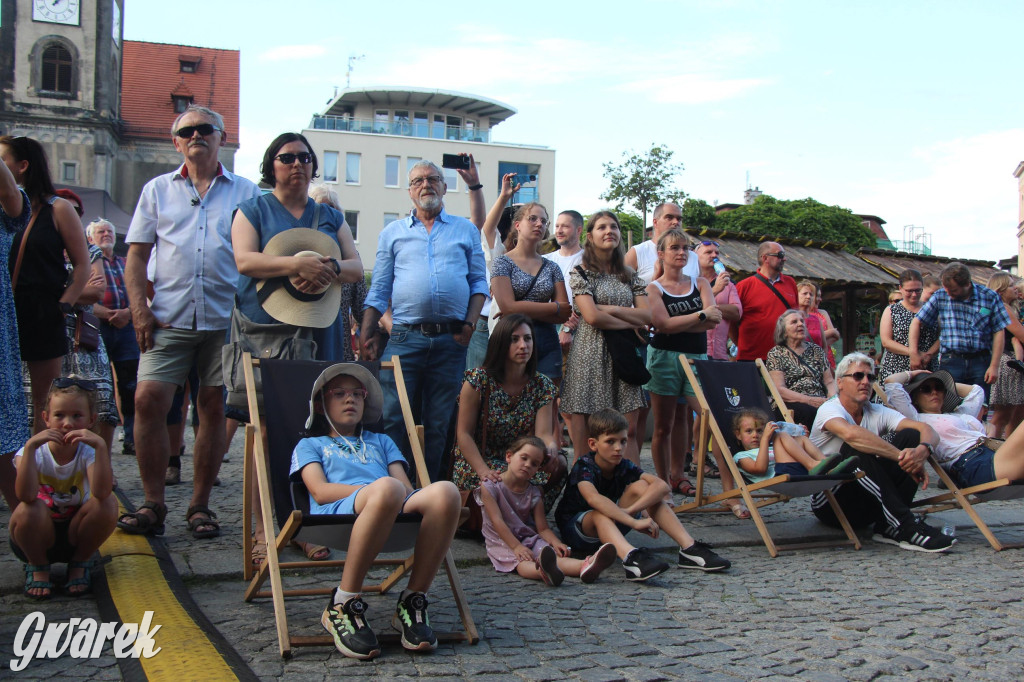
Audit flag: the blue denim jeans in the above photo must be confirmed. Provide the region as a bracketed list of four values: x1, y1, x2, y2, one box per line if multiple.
[465, 318, 489, 372]
[381, 325, 468, 482]
[939, 351, 991, 402]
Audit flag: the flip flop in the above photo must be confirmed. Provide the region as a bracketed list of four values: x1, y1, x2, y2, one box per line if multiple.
[728, 502, 751, 520]
[291, 540, 330, 561]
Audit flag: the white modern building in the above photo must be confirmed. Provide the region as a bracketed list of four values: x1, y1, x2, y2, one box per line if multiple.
[302, 87, 556, 267]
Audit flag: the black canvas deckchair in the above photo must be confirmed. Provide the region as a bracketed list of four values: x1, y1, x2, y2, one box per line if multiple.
[240, 355, 478, 658]
[675, 357, 862, 557]
[872, 382, 1024, 551]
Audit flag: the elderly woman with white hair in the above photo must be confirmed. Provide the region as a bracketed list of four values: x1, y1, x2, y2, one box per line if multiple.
[765, 308, 837, 429]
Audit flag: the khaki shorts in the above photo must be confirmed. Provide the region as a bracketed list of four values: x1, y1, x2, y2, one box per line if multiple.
[137, 328, 226, 387]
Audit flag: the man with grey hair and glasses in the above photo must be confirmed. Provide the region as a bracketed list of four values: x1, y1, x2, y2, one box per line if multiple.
[361, 160, 487, 481]
[809, 352, 953, 553]
[119, 105, 260, 539]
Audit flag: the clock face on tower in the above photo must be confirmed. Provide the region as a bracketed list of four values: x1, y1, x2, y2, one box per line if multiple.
[33, 0, 81, 25]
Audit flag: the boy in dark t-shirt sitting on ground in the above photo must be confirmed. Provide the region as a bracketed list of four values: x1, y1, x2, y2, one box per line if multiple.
[555, 409, 731, 581]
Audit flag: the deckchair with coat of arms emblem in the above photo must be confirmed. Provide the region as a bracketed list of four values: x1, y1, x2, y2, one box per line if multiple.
[240, 355, 479, 658]
[675, 357, 863, 557]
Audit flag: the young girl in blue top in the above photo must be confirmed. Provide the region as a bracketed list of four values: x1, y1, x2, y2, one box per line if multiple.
[731, 408, 851, 482]
[290, 363, 460, 661]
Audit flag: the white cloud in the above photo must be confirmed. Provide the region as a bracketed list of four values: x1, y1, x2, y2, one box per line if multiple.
[848, 129, 1024, 261]
[258, 45, 328, 63]
[622, 74, 773, 103]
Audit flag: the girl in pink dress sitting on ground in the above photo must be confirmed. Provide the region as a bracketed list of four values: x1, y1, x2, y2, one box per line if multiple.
[477, 435, 616, 586]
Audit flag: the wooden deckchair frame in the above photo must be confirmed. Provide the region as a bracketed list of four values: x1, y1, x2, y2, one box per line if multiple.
[240, 354, 479, 658]
[675, 357, 862, 557]
[872, 381, 1024, 551]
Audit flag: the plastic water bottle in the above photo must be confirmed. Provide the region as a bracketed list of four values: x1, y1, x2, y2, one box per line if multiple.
[712, 258, 727, 276]
[772, 421, 806, 437]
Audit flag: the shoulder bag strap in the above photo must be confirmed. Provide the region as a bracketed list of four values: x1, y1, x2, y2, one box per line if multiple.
[754, 271, 793, 310]
[520, 259, 547, 300]
[11, 210, 41, 290]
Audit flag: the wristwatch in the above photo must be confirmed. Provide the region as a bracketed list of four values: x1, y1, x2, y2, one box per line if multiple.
[922, 442, 935, 456]
[560, 324, 573, 334]
[698, 311, 707, 322]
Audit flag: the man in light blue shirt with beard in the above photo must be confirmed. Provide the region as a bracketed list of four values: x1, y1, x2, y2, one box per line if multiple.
[361, 160, 487, 481]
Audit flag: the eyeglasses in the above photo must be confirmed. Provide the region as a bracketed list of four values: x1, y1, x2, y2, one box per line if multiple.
[275, 152, 313, 165]
[409, 175, 443, 188]
[526, 215, 549, 226]
[767, 252, 787, 259]
[916, 383, 945, 395]
[174, 123, 222, 138]
[841, 371, 876, 383]
[52, 377, 97, 392]
[700, 240, 720, 247]
[901, 287, 923, 294]
[326, 388, 368, 401]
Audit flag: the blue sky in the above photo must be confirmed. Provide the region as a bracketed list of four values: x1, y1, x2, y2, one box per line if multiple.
[126, 0, 1024, 261]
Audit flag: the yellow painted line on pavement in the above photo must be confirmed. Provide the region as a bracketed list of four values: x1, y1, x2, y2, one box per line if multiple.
[98, 506, 239, 681]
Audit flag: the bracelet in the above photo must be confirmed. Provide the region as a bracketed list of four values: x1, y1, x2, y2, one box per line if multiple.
[468, 183, 483, 191]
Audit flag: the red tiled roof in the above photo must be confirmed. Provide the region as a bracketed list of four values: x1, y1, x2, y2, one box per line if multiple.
[121, 40, 239, 144]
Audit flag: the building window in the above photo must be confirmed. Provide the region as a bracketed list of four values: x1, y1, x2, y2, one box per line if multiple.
[413, 112, 428, 137]
[374, 110, 388, 133]
[445, 115, 462, 140]
[406, 157, 421, 180]
[443, 168, 459, 192]
[345, 153, 360, 184]
[172, 95, 193, 113]
[61, 162, 77, 183]
[179, 59, 199, 73]
[432, 114, 445, 139]
[385, 156, 400, 188]
[344, 211, 359, 241]
[323, 151, 339, 183]
[41, 45, 73, 93]
[384, 212, 399, 227]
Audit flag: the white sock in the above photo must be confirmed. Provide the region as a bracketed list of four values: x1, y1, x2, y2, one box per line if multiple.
[334, 588, 359, 606]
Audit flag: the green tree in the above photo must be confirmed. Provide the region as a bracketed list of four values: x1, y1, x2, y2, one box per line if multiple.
[716, 195, 876, 250]
[681, 198, 717, 229]
[615, 211, 644, 250]
[600, 144, 687, 229]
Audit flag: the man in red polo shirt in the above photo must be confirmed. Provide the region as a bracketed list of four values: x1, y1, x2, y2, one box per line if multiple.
[734, 241, 798, 361]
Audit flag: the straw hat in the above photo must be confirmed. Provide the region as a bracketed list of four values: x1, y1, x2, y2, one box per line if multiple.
[305, 363, 383, 428]
[257, 228, 342, 328]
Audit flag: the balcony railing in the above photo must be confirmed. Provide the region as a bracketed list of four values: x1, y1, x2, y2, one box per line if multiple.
[310, 115, 491, 143]
[876, 238, 932, 256]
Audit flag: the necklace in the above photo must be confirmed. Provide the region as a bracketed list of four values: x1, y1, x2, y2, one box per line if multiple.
[330, 433, 367, 464]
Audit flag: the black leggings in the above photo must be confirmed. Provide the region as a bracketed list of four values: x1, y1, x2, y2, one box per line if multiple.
[812, 428, 921, 530]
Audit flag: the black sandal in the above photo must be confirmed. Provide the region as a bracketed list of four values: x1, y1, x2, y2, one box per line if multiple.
[186, 505, 220, 539]
[117, 501, 167, 536]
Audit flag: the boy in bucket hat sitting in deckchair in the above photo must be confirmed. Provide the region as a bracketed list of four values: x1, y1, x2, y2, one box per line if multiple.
[289, 363, 461, 660]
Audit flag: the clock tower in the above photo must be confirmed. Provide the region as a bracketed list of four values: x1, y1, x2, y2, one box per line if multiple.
[0, 0, 124, 194]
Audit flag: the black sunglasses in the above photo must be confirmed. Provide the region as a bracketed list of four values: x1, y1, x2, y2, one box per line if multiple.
[841, 371, 876, 383]
[52, 377, 97, 392]
[274, 152, 313, 165]
[174, 123, 222, 139]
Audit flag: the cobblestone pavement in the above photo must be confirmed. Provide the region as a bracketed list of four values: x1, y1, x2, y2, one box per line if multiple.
[2, 426, 1024, 680]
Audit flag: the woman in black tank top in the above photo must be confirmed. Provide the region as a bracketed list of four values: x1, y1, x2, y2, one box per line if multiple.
[646, 229, 742, 514]
[1, 135, 91, 433]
